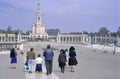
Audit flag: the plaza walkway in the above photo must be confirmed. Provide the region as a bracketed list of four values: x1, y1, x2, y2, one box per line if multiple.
[0, 43, 120, 79]
[0, 51, 60, 79]
[0, 53, 26, 79]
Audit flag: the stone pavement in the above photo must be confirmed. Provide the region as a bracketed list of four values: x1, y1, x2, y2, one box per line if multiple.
[0, 51, 60, 79]
[0, 42, 120, 79]
[23, 42, 120, 79]
[25, 70, 60, 79]
[0, 54, 26, 79]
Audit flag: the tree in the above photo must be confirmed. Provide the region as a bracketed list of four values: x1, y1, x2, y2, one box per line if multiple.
[110, 32, 117, 55]
[98, 27, 109, 36]
[110, 32, 117, 37]
[0, 29, 6, 33]
[7, 26, 12, 33]
[19, 30, 25, 35]
[26, 31, 31, 35]
[14, 29, 20, 34]
[83, 31, 88, 34]
[117, 27, 120, 37]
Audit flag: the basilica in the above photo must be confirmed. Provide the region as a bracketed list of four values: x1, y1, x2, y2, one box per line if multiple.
[30, 3, 48, 40]
[0, 2, 119, 50]
[22, 3, 116, 44]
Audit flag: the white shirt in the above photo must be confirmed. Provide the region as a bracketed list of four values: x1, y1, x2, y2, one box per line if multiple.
[35, 57, 43, 64]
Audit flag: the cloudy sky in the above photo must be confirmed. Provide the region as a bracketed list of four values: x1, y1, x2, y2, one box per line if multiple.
[0, 0, 120, 33]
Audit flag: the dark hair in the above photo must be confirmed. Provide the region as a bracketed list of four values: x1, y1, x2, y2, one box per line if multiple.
[38, 54, 41, 57]
[30, 48, 34, 51]
[60, 49, 65, 54]
[69, 46, 75, 51]
[47, 45, 51, 49]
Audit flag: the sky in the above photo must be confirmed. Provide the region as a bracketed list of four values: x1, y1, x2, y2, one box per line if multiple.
[0, 0, 120, 33]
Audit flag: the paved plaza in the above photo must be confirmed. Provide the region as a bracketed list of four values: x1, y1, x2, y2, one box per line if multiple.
[0, 42, 120, 79]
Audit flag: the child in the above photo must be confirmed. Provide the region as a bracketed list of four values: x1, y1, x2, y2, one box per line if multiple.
[58, 49, 67, 73]
[35, 54, 43, 73]
[65, 49, 69, 68]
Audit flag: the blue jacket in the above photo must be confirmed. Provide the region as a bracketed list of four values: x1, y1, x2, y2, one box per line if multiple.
[43, 49, 54, 60]
[10, 48, 15, 58]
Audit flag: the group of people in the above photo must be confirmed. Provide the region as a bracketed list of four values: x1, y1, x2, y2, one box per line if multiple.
[10, 44, 77, 75]
[58, 46, 78, 73]
[25, 45, 54, 75]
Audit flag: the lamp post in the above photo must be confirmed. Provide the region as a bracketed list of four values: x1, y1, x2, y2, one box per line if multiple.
[90, 33, 93, 48]
[15, 33, 18, 48]
[113, 33, 116, 55]
[6, 33, 8, 50]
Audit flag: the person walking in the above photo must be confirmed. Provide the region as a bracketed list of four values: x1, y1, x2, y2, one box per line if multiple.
[68, 46, 78, 72]
[58, 49, 67, 73]
[27, 48, 35, 73]
[25, 49, 30, 70]
[10, 48, 18, 69]
[43, 45, 54, 75]
[65, 49, 69, 68]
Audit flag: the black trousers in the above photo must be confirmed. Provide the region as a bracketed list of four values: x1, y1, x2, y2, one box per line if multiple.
[59, 61, 66, 73]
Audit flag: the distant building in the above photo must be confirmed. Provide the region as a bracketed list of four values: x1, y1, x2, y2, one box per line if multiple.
[21, 2, 116, 45]
[0, 32, 22, 50]
[91, 34, 114, 44]
[57, 32, 90, 44]
[47, 29, 60, 41]
[47, 29, 60, 36]
[29, 3, 48, 41]
[1, 2, 119, 51]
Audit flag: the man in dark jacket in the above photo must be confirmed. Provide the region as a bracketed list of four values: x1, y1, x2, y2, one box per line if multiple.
[43, 45, 54, 75]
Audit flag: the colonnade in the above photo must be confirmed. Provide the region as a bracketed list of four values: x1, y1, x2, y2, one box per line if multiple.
[57, 34, 90, 44]
[0, 33, 22, 50]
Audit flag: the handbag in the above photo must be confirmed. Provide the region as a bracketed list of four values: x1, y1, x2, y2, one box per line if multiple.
[14, 52, 17, 56]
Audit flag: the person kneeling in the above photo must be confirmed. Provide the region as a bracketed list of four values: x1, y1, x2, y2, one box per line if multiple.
[35, 54, 43, 73]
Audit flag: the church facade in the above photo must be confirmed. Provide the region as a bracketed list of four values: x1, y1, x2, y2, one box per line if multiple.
[0, 2, 118, 50]
[32, 3, 45, 34]
[21, 2, 116, 45]
[29, 3, 48, 41]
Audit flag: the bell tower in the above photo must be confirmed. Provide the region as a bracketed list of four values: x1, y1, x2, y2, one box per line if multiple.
[36, 3, 42, 25]
[31, 2, 48, 40]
